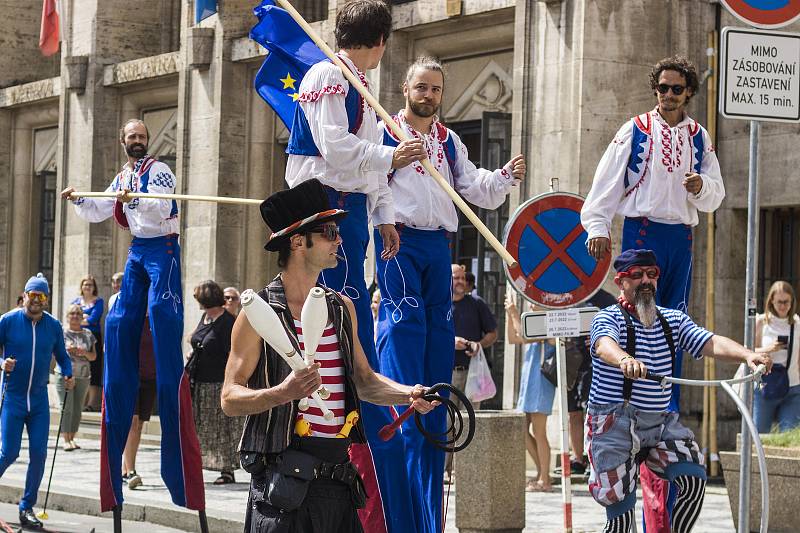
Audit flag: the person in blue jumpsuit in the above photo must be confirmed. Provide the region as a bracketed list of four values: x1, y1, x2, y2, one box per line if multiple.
[0, 273, 73, 529]
[61, 119, 205, 514]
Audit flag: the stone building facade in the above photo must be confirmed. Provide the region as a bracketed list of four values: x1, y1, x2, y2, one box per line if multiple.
[1, 0, 798, 447]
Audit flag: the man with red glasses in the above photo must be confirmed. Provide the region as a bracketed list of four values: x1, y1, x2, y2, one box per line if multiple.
[580, 55, 726, 532]
[586, 250, 771, 533]
[0, 274, 74, 528]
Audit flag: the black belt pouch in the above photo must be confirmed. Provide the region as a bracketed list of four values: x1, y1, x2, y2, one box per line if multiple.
[264, 449, 321, 512]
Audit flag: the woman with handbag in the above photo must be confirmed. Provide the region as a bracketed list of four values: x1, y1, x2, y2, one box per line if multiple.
[754, 280, 800, 433]
[505, 292, 555, 492]
[188, 280, 243, 484]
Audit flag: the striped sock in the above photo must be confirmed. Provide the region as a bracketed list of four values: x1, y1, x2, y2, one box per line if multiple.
[672, 475, 706, 532]
[603, 508, 633, 533]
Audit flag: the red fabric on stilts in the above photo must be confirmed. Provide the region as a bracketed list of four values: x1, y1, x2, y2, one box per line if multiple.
[99, 396, 118, 512]
[640, 463, 670, 533]
[350, 442, 388, 533]
[178, 372, 206, 510]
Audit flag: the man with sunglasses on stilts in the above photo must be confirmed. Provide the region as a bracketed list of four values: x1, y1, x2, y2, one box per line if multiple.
[375, 56, 524, 532]
[587, 249, 771, 533]
[284, 2, 426, 531]
[0, 274, 74, 529]
[580, 56, 725, 533]
[60, 119, 205, 517]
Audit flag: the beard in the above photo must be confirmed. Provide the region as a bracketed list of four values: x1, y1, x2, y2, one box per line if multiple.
[634, 283, 657, 328]
[408, 99, 438, 118]
[125, 143, 147, 159]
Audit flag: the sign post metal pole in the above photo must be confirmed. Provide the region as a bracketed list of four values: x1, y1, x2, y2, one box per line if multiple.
[738, 119, 760, 533]
[554, 336, 572, 532]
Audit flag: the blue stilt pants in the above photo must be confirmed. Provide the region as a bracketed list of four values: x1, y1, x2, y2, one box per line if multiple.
[321, 188, 413, 533]
[375, 226, 454, 533]
[100, 235, 204, 512]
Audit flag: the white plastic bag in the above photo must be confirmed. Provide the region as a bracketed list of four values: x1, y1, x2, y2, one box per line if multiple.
[464, 346, 497, 402]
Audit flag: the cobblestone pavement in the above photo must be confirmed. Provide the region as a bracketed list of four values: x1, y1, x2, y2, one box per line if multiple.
[0, 436, 736, 532]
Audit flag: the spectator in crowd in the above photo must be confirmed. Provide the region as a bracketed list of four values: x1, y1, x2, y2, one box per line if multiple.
[446, 264, 497, 481]
[223, 287, 241, 316]
[754, 280, 800, 433]
[121, 314, 156, 490]
[57, 304, 96, 451]
[108, 272, 123, 310]
[371, 288, 381, 340]
[72, 276, 104, 411]
[464, 271, 481, 300]
[505, 292, 555, 492]
[188, 280, 242, 484]
[15, 293, 24, 308]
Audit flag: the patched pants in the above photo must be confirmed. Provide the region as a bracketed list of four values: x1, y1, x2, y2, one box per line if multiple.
[586, 402, 706, 520]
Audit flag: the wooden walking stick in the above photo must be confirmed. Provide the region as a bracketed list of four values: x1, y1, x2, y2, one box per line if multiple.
[67, 191, 262, 206]
[272, 0, 518, 269]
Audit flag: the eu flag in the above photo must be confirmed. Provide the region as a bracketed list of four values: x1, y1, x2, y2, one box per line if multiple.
[250, 0, 327, 128]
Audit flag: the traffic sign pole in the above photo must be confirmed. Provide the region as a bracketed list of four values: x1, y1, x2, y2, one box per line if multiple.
[554, 336, 573, 533]
[738, 119, 760, 533]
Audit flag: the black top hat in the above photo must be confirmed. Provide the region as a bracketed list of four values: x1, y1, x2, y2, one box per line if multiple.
[260, 178, 347, 251]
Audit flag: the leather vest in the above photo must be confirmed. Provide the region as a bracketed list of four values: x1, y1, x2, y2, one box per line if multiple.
[238, 276, 366, 455]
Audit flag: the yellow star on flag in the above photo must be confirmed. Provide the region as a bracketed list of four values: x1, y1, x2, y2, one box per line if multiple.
[280, 73, 296, 90]
[291, 93, 300, 102]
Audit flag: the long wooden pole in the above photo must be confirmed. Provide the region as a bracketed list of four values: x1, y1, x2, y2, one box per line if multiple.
[273, 0, 518, 268]
[69, 191, 262, 206]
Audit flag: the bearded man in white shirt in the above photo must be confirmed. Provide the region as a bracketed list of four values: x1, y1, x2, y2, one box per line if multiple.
[375, 56, 524, 532]
[283, 2, 426, 531]
[61, 119, 204, 517]
[580, 55, 725, 533]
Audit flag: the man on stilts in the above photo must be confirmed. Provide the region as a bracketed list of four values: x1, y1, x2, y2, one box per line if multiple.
[376, 56, 524, 532]
[61, 119, 205, 516]
[273, 2, 426, 531]
[580, 56, 725, 532]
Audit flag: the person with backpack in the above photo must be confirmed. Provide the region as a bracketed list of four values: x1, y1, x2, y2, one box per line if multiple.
[374, 56, 524, 528]
[580, 56, 725, 532]
[587, 249, 770, 533]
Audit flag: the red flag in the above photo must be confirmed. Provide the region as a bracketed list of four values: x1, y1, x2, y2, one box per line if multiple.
[39, 0, 59, 57]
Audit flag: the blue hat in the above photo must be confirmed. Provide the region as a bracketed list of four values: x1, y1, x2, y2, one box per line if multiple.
[613, 249, 658, 273]
[24, 273, 50, 296]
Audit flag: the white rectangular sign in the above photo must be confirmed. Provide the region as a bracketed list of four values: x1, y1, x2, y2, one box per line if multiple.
[720, 26, 800, 123]
[521, 307, 599, 339]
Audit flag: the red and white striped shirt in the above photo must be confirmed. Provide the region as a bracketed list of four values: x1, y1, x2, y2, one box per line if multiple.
[294, 320, 346, 437]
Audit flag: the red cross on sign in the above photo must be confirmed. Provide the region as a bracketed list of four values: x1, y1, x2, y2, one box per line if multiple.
[503, 192, 611, 308]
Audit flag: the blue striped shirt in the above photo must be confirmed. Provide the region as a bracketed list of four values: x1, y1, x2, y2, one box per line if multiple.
[589, 305, 713, 411]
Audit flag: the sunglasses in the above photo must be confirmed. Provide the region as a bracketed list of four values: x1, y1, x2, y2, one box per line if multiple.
[224, 295, 239, 301]
[27, 292, 48, 303]
[309, 224, 340, 242]
[656, 84, 686, 95]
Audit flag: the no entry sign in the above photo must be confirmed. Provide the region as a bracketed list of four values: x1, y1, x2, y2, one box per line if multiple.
[503, 192, 611, 309]
[720, 1, 800, 29]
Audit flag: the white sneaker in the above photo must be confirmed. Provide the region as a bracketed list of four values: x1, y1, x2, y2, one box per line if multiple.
[127, 472, 142, 489]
